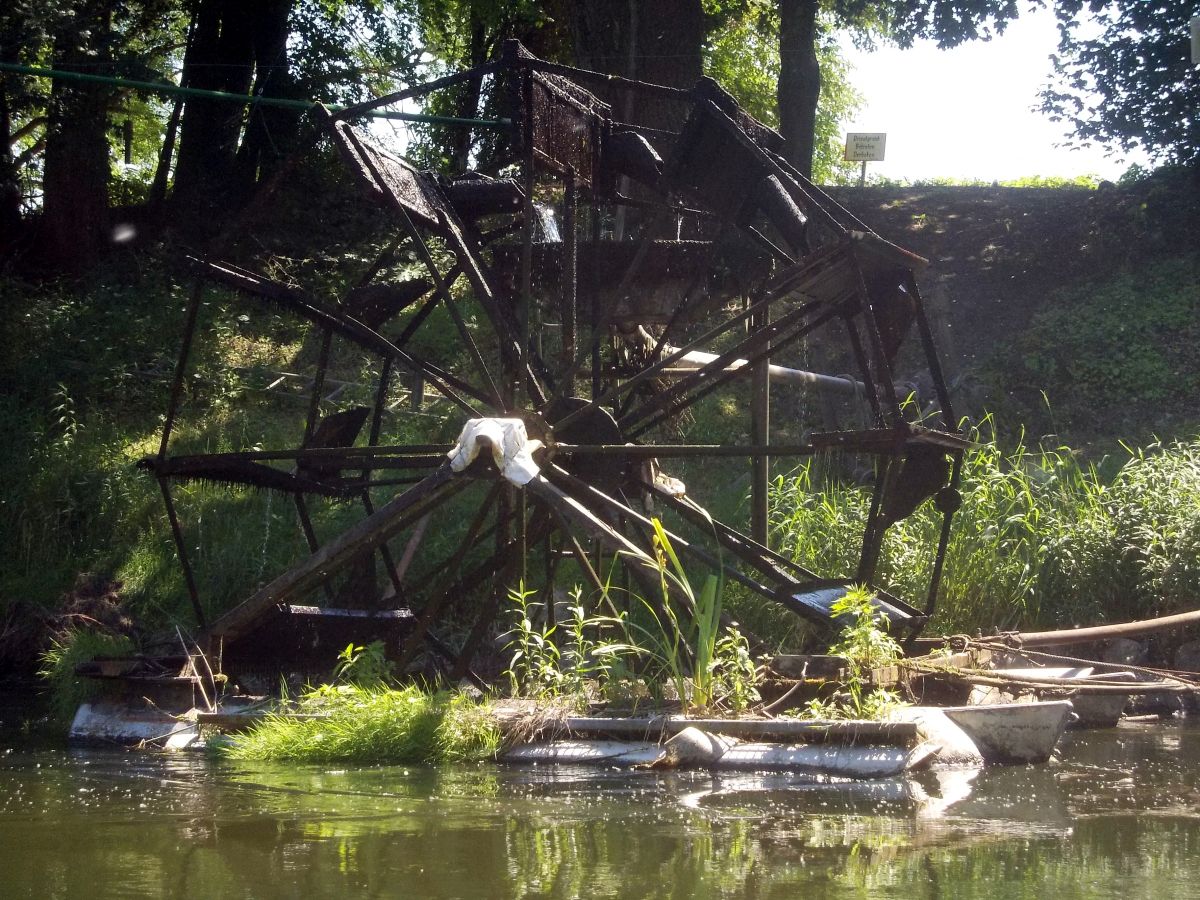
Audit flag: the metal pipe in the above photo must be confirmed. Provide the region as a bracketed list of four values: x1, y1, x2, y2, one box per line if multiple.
[663, 346, 863, 395]
[555, 443, 815, 457]
[1005, 607, 1200, 647]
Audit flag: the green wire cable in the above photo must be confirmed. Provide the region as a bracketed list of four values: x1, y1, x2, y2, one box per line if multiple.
[0, 61, 511, 130]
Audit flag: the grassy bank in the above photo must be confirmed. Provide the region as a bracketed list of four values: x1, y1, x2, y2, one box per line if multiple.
[764, 421, 1200, 636]
[2, 179, 1198, 675]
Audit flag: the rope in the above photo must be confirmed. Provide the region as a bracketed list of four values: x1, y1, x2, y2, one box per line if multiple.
[908, 635, 1200, 695]
[968, 637, 1200, 685]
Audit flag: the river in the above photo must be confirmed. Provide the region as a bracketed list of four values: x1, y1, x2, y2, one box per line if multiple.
[3, 696, 1200, 898]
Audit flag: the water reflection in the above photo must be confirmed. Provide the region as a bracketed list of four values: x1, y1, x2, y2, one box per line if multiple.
[3, 723, 1200, 898]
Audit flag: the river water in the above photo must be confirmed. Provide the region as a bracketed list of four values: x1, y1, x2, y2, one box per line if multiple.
[3, 703, 1200, 899]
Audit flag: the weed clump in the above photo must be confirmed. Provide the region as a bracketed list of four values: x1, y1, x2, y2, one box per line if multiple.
[501, 520, 763, 715]
[220, 683, 501, 764]
[38, 629, 135, 723]
[801, 587, 907, 721]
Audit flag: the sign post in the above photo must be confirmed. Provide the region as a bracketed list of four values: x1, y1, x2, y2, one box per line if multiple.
[844, 132, 886, 187]
[1192, 15, 1200, 65]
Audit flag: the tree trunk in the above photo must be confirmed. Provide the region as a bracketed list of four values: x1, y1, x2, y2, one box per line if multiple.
[38, 1, 114, 271]
[0, 67, 21, 250]
[232, 0, 295, 194]
[150, 14, 197, 210]
[568, 0, 703, 126]
[449, 12, 487, 175]
[778, 0, 821, 179]
[171, 0, 256, 229]
[149, 94, 185, 210]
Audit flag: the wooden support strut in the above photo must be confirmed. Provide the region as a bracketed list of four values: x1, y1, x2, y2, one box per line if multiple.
[208, 465, 465, 642]
[393, 482, 504, 672]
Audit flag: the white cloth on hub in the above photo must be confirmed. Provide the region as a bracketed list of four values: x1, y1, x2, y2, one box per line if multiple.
[447, 418, 544, 485]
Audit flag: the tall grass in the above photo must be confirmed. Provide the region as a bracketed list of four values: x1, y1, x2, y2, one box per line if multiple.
[37, 629, 135, 723]
[768, 419, 1200, 635]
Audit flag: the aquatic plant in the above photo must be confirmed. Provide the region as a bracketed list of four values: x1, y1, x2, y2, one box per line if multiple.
[501, 522, 762, 714]
[711, 625, 761, 713]
[220, 683, 501, 764]
[502, 583, 640, 703]
[37, 628, 135, 723]
[616, 520, 762, 713]
[801, 586, 907, 721]
[332, 640, 395, 687]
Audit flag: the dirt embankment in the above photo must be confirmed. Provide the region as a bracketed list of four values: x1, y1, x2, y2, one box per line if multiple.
[826, 178, 1200, 442]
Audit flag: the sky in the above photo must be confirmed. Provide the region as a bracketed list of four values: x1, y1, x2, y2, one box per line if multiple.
[839, 5, 1150, 182]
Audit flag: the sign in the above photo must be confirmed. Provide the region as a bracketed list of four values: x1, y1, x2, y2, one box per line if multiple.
[844, 132, 886, 162]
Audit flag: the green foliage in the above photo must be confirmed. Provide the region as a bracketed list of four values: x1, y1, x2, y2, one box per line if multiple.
[801, 586, 906, 721]
[332, 640, 395, 687]
[992, 256, 1199, 435]
[0, 249, 461, 644]
[648, 517, 724, 710]
[503, 583, 639, 703]
[711, 625, 760, 713]
[704, 4, 862, 183]
[771, 419, 1200, 635]
[37, 628, 135, 722]
[221, 683, 501, 764]
[1040, 438, 1200, 624]
[868, 173, 1101, 189]
[828, 586, 903, 672]
[1042, 0, 1200, 165]
[501, 524, 761, 714]
[614, 520, 761, 713]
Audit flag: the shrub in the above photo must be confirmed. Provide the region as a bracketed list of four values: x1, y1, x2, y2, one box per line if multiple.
[990, 255, 1199, 438]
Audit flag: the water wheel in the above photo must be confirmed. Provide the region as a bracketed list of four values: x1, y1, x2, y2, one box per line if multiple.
[144, 42, 968, 682]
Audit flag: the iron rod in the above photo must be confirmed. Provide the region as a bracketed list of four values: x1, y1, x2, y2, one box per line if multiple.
[157, 477, 207, 631]
[158, 280, 204, 460]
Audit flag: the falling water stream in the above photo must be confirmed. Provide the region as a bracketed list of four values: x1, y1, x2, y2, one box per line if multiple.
[3, 689, 1200, 899]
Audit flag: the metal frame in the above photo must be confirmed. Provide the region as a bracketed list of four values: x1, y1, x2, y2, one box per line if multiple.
[146, 40, 967, 679]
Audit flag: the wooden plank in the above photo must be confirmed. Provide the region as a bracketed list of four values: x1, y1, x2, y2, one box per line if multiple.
[209, 465, 462, 641]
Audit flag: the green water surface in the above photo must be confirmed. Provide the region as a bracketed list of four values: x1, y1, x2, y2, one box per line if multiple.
[2, 711, 1199, 899]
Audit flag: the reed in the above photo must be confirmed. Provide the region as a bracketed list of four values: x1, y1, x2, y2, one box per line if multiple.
[767, 419, 1200, 635]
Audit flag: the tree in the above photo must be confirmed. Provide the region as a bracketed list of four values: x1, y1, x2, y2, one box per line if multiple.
[411, 0, 569, 172]
[35, 1, 177, 270]
[706, 2, 862, 182]
[0, 3, 51, 249]
[777, 0, 1031, 178]
[1041, 0, 1200, 167]
[171, 0, 279, 225]
[171, 0, 435, 227]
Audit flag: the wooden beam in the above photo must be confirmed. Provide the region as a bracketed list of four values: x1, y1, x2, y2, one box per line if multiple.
[209, 465, 463, 641]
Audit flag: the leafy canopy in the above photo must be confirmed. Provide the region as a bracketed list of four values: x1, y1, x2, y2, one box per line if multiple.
[1041, 0, 1200, 166]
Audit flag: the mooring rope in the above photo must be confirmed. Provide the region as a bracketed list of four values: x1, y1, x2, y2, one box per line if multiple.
[907, 635, 1200, 694]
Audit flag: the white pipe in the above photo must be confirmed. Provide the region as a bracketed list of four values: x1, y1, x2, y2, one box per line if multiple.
[666, 347, 863, 395]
